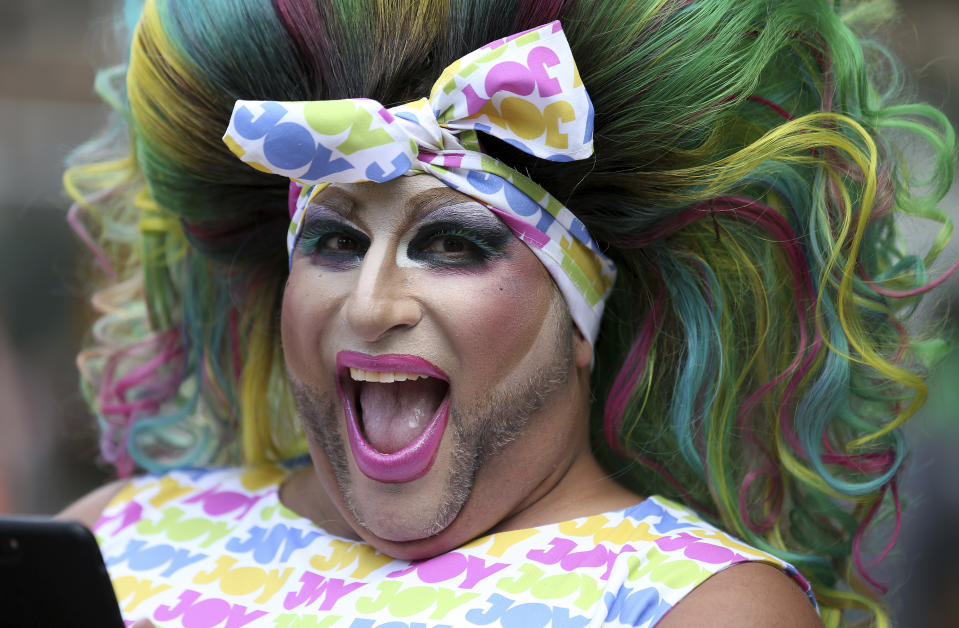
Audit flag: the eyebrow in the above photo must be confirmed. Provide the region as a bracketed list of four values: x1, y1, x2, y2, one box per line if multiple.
[306, 184, 483, 225]
[306, 191, 354, 218]
[406, 187, 482, 222]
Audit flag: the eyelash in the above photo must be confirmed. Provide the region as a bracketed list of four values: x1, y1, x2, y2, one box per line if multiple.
[296, 221, 369, 265]
[408, 224, 503, 267]
[295, 217, 510, 268]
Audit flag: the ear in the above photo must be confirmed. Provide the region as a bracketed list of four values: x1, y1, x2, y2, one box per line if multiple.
[573, 324, 593, 369]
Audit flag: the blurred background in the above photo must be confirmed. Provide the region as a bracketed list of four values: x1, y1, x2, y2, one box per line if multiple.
[0, 0, 957, 624]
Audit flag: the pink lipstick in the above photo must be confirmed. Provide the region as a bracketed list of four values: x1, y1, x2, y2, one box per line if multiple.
[336, 351, 450, 484]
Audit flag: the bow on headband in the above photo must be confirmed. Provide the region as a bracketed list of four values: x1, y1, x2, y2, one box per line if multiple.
[223, 21, 615, 345]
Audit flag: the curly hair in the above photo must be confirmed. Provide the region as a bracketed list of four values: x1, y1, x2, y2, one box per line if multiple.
[64, 0, 957, 623]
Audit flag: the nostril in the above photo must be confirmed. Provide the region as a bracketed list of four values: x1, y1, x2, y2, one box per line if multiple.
[345, 291, 422, 342]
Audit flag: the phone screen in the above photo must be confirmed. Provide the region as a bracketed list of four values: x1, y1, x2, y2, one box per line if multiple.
[0, 517, 124, 628]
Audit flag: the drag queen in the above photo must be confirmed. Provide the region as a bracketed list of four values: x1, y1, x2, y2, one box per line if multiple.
[62, 0, 955, 625]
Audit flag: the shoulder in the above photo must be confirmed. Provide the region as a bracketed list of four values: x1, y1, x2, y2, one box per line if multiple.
[55, 464, 291, 530]
[609, 496, 819, 626]
[56, 478, 130, 529]
[656, 562, 822, 627]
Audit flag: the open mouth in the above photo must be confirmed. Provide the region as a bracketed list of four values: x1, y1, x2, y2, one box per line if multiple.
[336, 351, 451, 484]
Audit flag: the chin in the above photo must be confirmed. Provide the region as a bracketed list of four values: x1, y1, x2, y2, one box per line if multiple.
[344, 473, 468, 544]
[296, 391, 482, 557]
[309, 453, 483, 560]
[294, 363, 500, 555]
[349, 482, 507, 562]
[336, 422, 486, 552]
[360, 521, 469, 561]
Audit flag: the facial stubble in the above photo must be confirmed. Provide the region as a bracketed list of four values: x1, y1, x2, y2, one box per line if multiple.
[290, 313, 575, 539]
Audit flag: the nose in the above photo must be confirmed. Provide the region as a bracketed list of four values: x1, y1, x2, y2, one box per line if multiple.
[344, 242, 422, 342]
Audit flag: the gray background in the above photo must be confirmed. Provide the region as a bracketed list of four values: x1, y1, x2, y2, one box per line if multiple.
[1, 1, 957, 624]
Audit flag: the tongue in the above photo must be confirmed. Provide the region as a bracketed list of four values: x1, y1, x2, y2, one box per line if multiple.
[358, 378, 447, 454]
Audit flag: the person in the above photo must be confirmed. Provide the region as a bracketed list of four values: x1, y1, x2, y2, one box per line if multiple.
[59, 0, 956, 625]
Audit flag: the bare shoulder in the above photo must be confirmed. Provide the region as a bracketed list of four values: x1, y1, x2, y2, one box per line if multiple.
[656, 562, 822, 628]
[56, 479, 130, 530]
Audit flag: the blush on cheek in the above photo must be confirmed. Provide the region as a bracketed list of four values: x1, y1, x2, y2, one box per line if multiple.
[281, 291, 305, 376]
[281, 272, 326, 380]
[442, 255, 556, 375]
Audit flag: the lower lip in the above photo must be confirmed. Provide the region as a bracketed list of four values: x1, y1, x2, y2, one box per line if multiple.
[336, 352, 450, 484]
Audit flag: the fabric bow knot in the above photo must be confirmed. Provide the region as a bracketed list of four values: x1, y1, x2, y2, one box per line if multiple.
[223, 21, 615, 345]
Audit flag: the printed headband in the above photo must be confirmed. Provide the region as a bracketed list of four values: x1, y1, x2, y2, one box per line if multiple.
[222, 21, 615, 345]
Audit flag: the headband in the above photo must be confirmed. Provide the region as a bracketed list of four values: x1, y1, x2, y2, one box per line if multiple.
[222, 21, 615, 345]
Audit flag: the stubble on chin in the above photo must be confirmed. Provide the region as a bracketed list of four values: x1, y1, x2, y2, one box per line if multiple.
[286, 316, 575, 539]
[430, 353, 572, 535]
[289, 385, 358, 513]
[433, 329, 574, 528]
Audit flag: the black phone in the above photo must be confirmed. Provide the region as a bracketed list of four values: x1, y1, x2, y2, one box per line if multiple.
[0, 517, 124, 628]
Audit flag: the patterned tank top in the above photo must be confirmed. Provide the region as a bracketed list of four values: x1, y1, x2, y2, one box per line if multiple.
[94, 464, 816, 627]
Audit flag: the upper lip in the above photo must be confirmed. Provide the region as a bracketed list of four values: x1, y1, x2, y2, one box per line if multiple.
[336, 351, 449, 381]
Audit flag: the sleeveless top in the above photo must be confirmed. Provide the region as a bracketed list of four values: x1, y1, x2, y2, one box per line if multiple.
[94, 464, 816, 627]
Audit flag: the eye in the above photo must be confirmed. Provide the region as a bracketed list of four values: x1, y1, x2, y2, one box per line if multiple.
[408, 219, 510, 268]
[423, 235, 472, 256]
[296, 218, 369, 265]
[320, 234, 364, 253]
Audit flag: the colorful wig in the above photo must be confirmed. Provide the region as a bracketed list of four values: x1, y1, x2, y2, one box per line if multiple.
[64, 0, 957, 623]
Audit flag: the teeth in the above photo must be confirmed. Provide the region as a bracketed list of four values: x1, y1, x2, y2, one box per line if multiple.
[349, 368, 424, 383]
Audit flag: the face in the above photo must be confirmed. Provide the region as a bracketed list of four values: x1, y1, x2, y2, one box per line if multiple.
[281, 174, 594, 558]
